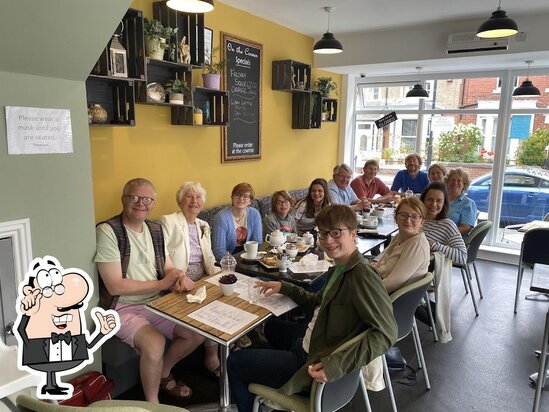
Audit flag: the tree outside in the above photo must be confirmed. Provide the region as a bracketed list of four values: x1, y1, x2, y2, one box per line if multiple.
[435, 123, 483, 163]
[515, 128, 549, 167]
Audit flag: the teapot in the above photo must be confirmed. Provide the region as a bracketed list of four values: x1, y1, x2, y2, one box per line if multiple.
[303, 231, 314, 246]
[266, 229, 286, 246]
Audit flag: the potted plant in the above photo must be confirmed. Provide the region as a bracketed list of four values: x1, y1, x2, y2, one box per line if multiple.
[165, 76, 190, 105]
[202, 46, 226, 90]
[313, 76, 337, 97]
[144, 18, 178, 61]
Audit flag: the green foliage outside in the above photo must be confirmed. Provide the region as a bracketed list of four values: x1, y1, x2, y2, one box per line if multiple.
[515, 128, 549, 167]
[436, 123, 482, 162]
[381, 147, 394, 161]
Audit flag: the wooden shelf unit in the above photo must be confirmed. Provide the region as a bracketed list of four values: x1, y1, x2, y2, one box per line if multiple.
[172, 87, 228, 126]
[272, 60, 311, 92]
[322, 98, 338, 122]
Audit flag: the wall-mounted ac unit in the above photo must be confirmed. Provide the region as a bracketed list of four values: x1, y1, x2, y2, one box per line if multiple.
[446, 31, 509, 54]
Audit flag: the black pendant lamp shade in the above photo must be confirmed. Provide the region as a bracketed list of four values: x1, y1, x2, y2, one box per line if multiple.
[314, 32, 343, 54]
[406, 67, 429, 99]
[513, 60, 541, 97]
[477, 1, 518, 38]
[166, 0, 214, 13]
[314, 6, 343, 54]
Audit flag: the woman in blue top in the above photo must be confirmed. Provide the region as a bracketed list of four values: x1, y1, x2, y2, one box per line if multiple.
[446, 168, 477, 236]
[212, 182, 262, 260]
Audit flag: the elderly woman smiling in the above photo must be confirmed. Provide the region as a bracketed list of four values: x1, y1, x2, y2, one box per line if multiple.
[158, 181, 221, 378]
[445, 168, 478, 236]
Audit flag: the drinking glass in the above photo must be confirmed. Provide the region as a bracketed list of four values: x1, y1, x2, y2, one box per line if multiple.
[248, 278, 260, 304]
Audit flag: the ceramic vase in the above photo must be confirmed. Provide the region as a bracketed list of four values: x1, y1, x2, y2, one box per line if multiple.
[88, 104, 108, 124]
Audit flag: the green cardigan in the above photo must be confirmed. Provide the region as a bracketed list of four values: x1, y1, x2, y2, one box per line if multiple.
[278, 249, 397, 395]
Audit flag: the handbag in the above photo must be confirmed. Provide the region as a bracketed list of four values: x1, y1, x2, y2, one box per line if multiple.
[59, 371, 115, 407]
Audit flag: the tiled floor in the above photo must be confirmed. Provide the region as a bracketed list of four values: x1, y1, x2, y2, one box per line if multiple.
[117, 260, 549, 411]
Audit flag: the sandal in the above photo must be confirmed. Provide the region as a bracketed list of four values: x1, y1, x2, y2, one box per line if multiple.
[205, 365, 221, 380]
[159, 373, 192, 400]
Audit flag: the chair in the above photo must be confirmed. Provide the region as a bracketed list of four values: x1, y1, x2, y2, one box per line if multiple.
[453, 221, 493, 316]
[533, 309, 549, 412]
[513, 228, 549, 313]
[16, 394, 188, 412]
[248, 331, 372, 412]
[383, 272, 433, 412]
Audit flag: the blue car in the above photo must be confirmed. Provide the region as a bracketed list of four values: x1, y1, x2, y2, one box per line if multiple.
[467, 167, 549, 226]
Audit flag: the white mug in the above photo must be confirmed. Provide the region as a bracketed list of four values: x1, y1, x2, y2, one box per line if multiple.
[244, 241, 258, 259]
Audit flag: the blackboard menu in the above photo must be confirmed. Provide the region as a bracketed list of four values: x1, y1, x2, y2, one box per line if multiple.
[222, 33, 262, 162]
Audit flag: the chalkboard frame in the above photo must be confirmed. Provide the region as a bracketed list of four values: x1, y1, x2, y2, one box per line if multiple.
[222, 33, 262, 162]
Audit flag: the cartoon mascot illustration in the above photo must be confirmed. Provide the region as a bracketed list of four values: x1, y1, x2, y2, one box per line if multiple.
[14, 255, 120, 399]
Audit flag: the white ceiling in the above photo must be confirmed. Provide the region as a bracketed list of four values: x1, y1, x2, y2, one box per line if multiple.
[220, 0, 549, 76]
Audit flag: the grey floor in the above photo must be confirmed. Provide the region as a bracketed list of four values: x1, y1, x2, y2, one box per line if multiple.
[118, 260, 549, 411]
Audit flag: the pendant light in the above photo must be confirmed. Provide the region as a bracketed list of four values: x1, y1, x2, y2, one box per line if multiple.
[513, 60, 541, 98]
[477, 0, 518, 39]
[166, 0, 214, 13]
[406, 67, 429, 99]
[313, 6, 343, 54]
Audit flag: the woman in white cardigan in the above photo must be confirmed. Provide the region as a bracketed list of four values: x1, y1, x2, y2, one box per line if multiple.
[158, 181, 220, 378]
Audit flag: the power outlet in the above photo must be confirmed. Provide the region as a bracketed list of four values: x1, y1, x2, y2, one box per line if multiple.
[515, 31, 527, 42]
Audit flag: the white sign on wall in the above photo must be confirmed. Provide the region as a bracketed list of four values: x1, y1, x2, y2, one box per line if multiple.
[5, 106, 73, 155]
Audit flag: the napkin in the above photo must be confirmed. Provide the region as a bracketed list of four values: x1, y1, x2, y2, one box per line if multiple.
[186, 285, 206, 303]
[299, 253, 319, 267]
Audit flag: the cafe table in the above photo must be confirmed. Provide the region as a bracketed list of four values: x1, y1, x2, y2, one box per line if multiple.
[146, 277, 272, 411]
[356, 209, 399, 255]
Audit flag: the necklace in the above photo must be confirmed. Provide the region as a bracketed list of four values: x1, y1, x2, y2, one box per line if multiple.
[232, 211, 246, 225]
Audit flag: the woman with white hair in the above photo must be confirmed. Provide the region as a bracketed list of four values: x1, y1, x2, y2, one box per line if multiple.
[158, 181, 220, 378]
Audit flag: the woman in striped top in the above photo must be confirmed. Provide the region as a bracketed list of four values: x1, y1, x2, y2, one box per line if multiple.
[420, 182, 467, 265]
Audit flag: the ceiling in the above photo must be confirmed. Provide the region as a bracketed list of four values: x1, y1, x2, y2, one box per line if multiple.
[220, 0, 549, 76]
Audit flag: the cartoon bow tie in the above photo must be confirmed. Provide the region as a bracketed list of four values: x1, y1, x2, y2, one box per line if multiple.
[51, 331, 72, 344]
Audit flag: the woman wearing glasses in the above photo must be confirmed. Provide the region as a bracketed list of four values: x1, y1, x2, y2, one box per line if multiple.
[212, 182, 262, 261]
[262, 190, 297, 235]
[371, 197, 430, 293]
[291, 178, 331, 235]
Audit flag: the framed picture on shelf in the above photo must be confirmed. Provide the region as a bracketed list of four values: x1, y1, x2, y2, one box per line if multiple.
[204, 27, 213, 66]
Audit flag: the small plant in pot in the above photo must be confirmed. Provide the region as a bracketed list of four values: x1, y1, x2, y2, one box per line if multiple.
[144, 18, 178, 61]
[313, 76, 337, 97]
[202, 46, 226, 90]
[165, 76, 190, 105]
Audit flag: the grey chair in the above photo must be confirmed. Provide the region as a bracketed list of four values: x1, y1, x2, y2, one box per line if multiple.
[248, 331, 372, 412]
[384, 272, 434, 412]
[513, 228, 549, 313]
[16, 394, 188, 412]
[533, 309, 549, 412]
[453, 220, 492, 316]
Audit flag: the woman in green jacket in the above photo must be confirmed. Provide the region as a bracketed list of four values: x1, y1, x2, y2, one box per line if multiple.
[227, 205, 397, 412]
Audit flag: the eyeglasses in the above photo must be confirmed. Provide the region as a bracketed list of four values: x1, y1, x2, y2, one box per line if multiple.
[335, 174, 351, 181]
[42, 284, 65, 298]
[233, 193, 251, 200]
[275, 200, 290, 206]
[123, 195, 155, 205]
[396, 212, 422, 222]
[318, 228, 350, 240]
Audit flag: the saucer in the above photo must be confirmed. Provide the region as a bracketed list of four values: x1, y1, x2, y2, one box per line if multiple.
[241, 251, 266, 261]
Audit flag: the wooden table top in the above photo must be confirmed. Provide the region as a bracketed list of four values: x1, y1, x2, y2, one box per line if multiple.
[146, 277, 271, 344]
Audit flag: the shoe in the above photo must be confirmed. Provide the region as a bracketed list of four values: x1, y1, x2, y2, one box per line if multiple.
[159, 373, 192, 399]
[530, 370, 549, 386]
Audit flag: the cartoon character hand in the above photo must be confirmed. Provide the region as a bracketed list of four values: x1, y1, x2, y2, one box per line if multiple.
[95, 310, 118, 335]
[20, 288, 42, 315]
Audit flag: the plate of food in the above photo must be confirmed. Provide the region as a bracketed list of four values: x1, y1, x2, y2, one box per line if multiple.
[259, 255, 278, 269]
[241, 251, 267, 261]
[146, 82, 166, 103]
[296, 243, 311, 254]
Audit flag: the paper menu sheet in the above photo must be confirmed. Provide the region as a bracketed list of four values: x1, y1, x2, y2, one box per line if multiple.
[289, 260, 332, 274]
[187, 300, 258, 335]
[253, 293, 298, 317]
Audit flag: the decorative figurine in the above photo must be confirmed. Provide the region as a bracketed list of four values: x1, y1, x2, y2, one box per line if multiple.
[179, 36, 191, 64]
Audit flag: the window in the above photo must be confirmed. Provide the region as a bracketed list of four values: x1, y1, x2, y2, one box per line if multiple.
[401, 119, 417, 152]
[503, 174, 537, 188]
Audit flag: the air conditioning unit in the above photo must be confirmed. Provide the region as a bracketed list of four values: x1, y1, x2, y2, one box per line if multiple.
[446, 31, 509, 54]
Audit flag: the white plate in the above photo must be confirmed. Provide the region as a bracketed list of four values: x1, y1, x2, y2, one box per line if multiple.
[241, 251, 266, 261]
[361, 225, 378, 230]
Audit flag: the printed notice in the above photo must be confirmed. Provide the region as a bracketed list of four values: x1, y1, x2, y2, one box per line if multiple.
[253, 294, 298, 317]
[5, 106, 73, 154]
[188, 300, 258, 335]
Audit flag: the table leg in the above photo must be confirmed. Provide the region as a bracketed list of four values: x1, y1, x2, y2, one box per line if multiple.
[219, 345, 231, 410]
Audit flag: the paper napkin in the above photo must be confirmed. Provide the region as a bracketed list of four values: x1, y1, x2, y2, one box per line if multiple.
[186, 285, 207, 303]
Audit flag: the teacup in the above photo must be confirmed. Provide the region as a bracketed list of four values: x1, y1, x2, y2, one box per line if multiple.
[286, 233, 298, 243]
[244, 241, 258, 259]
[285, 245, 298, 258]
[220, 282, 236, 297]
[374, 208, 385, 218]
[363, 216, 378, 227]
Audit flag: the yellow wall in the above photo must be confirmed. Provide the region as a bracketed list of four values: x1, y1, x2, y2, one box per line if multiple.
[90, 0, 341, 222]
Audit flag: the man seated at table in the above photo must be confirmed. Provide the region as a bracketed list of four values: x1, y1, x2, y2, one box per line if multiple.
[350, 159, 395, 204]
[390, 153, 430, 194]
[328, 163, 369, 212]
[94, 178, 204, 403]
[227, 205, 397, 412]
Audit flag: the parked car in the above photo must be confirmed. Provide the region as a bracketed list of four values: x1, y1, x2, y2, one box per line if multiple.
[467, 167, 549, 226]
